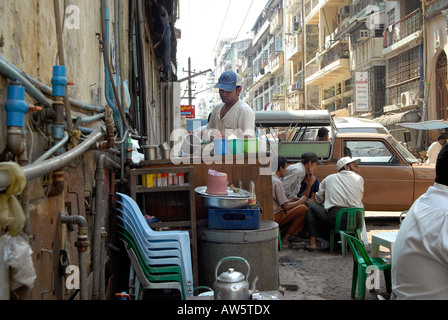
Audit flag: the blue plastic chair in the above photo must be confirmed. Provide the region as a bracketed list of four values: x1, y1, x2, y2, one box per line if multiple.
[116, 193, 193, 295]
[117, 214, 193, 296]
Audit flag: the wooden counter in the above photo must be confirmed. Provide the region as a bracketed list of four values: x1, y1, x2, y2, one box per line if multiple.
[139, 154, 274, 221]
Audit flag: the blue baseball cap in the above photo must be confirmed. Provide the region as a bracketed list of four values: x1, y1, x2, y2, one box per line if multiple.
[214, 70, 242, 92]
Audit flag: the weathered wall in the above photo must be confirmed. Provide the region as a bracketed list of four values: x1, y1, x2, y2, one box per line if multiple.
[0, 0, 129, 300]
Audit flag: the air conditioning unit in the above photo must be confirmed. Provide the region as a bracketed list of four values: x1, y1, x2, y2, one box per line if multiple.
[358, 29, 370, 41]
[401, 91, 413, 107]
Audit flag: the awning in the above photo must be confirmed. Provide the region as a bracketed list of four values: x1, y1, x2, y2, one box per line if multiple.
[398, 120, 448, 130]
[377, 110, 420, 127]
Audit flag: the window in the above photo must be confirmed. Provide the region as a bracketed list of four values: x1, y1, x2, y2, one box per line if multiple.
[344, 140, 399, 165]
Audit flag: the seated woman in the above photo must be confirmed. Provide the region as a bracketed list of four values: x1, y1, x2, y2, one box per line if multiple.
[272, 156, 309, 249]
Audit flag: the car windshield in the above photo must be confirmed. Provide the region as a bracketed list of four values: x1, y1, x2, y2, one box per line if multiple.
[387, 136, 420, 164]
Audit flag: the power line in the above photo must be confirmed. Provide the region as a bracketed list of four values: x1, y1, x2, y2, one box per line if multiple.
[211, 0, 233, 55]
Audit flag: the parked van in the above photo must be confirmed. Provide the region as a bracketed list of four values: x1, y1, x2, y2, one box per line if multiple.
[255, 110, 435, 211]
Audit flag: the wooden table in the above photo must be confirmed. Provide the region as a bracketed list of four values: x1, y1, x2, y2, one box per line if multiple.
[371, 231, 398, 258]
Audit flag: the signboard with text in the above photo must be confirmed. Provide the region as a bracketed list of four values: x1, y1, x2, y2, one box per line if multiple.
[355, 72, 369, 112]
[181, 105, 195, 119]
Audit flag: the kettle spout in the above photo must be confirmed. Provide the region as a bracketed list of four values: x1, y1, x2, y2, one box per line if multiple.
[250, 276, 259, 294]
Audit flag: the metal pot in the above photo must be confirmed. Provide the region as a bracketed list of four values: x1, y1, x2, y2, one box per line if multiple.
[213, 256, 256, 300]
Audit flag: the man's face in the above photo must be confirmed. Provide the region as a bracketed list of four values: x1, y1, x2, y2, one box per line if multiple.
[347, 161, 360, 174]
[219, 87, 241, 104]
[305, 161, 317, 176]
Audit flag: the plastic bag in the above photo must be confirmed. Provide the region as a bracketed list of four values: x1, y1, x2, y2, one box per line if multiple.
[0, 162, 26, 236]
[2, 233, 36, 291]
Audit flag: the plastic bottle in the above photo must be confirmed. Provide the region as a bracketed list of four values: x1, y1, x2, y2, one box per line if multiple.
[248, 180, 257, 207]
[177, 172, 185, 186]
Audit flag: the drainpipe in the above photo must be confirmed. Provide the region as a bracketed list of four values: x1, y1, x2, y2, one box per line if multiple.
[60, 213, 89, 300]
[92, 153, 120, 300]
[53, 0, 74, 135]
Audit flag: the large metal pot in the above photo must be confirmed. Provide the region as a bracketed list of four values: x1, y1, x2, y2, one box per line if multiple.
[195, 186, 251, 209]
[213, 256, 254, 300]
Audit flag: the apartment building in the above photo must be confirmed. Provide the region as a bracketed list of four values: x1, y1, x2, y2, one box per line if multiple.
[215, 0, 447, 149]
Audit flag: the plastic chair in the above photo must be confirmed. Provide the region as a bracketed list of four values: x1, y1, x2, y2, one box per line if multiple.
[117, 209, 194, 288]
[117, 193, 191, 244]
[340, 231, 392, 300]
[330, 207, 364, 256]
[121, 238, 185, 299]
[116, 204, 194, 295]
[118, 221, 193, 296]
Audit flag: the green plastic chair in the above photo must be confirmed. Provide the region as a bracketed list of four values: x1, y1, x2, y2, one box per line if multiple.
[330, 207, 364, 256]
[120, 237, 186, 299]
[340, 231, 392, 300]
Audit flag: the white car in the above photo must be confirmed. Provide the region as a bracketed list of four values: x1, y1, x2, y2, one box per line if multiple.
[334, 117, 390, 134]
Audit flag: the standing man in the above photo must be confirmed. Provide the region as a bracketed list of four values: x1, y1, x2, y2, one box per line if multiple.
[306, 157, 364, 251]
[202, 70, 255, 140]
[426, 135, 446, 165]
[273, 156, 309, 249]
[281, 152, 319, 200]
[392, 143, 448, 299]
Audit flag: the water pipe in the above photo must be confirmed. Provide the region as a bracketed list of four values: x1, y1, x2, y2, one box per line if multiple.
[0, 54, 104, 112]
[0, 58, 53, 109]
[53, 0, 74, 134]
[91, 153, 120, 300]
[101, 0, 123, 135]
[33, 131, 69, 163]
[5, 81, 42, 164]
[60, 213, 89, 300]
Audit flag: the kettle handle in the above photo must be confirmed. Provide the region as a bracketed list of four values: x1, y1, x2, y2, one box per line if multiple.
[215, 256, 250, 281]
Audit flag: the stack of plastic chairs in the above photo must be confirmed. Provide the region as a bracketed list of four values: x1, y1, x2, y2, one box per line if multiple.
[116, 193, 194, 299]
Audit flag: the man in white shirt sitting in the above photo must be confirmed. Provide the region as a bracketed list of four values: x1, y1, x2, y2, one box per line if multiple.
[305, 157, 364, 251]
[392, 143, 448, 299]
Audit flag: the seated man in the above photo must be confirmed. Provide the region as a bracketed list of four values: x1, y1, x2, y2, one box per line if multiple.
[282, 151, 319, 200]
[392, 143, 448, 299]
[306, 156, 364, 251]
[272, 156, 309, 249]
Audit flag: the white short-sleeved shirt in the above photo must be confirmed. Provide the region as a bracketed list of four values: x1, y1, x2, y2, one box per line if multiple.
[315, 170, 364, 210]
[426, 141, 443, 165]
[392, 183, 448, 299]
[281, 162, 306, 199]
[206, 100, 255, 138]
[272, 173, 289, 214]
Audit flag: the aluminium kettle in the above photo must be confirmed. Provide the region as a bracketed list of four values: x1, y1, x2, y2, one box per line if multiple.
[213, 256, 257, 300]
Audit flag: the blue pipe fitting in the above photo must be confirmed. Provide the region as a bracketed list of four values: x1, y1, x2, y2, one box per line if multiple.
[51, 65, 67, 97]
[6, 83, 29, 127]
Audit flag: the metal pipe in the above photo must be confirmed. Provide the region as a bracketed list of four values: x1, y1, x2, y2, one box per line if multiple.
[92, 153, 120, 300]
[0, 58, 53, 109]
[22, 129, 104, 182]
[53, 0, 74, 134]
[0, 54, 105, 112]
[34, 131, 69, 163]
[60, 214, 89, 300]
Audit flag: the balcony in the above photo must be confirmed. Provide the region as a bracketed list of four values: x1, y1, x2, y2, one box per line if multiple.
[383, 8, 423, 54]
[241, 56, 253, 77]
[285, 0, 301, 15]
[304, 0, 322, 24]
[306, 42, 350, 86]
[270, 8, 283, 34]
[269, 51, 284, 74]
[285, 32, 303, 61]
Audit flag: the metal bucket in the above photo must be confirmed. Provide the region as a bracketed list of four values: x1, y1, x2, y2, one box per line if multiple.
[197, 219, 279, 292]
